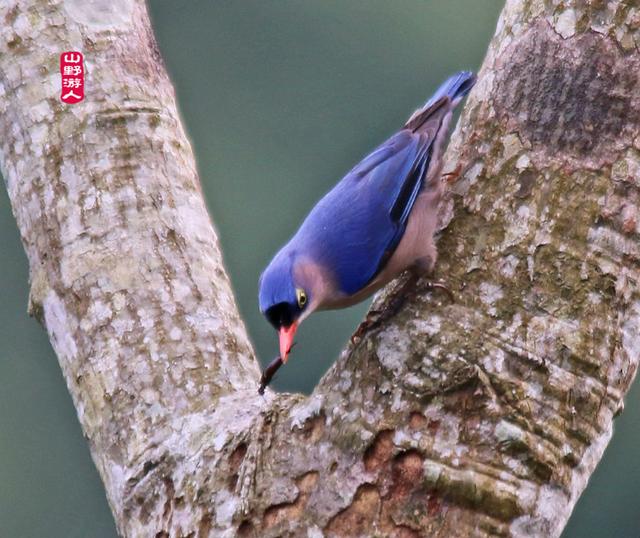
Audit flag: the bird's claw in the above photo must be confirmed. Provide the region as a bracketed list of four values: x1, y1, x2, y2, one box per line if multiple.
[350, 274, 417, 344]
[423, 280, 454, 303]
[350, 277, 454, 345]
[442, 163, 462, 184]
[351, 309, 383, 344]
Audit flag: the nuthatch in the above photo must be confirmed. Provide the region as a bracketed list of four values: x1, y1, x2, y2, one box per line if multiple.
[258, 71, 475, 389]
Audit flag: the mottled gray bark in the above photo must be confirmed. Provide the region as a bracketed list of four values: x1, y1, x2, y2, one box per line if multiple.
[1, 0, 638, 537]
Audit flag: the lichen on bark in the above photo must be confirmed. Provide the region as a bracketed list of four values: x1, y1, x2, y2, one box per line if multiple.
[0, 0, 639, 537]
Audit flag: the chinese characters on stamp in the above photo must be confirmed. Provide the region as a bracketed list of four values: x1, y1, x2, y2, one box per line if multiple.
[60, 51, 84, 104]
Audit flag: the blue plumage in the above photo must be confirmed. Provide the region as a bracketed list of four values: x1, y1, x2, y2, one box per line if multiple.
[421, 71, 476, 111]
[289, 130, 428, 295]
[258, 71, 476, 373]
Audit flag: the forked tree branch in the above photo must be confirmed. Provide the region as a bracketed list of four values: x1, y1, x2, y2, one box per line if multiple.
[1, 1, 638, 536]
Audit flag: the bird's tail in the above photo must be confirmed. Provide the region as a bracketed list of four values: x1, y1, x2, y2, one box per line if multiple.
[405, 71, 476, 132]
[425, 71, 476, 108]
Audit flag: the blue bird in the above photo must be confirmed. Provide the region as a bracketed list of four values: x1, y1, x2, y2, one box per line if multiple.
[258, 71, 475, 383]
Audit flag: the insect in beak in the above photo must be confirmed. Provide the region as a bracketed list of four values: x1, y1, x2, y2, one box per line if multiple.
[258, 342, 298, 395]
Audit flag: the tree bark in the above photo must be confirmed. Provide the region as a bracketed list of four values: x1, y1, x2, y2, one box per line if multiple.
[1, 0, 639, 537]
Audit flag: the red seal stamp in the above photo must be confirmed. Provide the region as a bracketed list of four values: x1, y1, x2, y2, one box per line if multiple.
[60, 52, 84, 104]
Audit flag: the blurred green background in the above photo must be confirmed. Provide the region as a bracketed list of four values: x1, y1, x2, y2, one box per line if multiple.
[0, 1, 638, 536]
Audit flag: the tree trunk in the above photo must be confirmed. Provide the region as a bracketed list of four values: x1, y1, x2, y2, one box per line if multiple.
[1, 0, 638, 536]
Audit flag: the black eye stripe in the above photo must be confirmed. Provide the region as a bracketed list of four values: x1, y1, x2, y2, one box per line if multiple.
[265, 303, 294, 329]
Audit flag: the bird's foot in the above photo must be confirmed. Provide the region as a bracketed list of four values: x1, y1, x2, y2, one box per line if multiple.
[350, 310, 382, 344]
[422, 279, 455, 303]
[350, 276, 455, 345]
[350, 273, 418, 345]
[442, 163, 462, 184]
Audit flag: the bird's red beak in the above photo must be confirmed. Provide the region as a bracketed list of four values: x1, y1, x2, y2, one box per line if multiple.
[279, 322, 298, 363]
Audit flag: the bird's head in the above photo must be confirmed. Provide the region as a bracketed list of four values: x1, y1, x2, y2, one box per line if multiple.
[258, 250, 316, 362]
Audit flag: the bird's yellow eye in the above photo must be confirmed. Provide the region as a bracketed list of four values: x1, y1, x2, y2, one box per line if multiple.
[296, 288, 307, 308]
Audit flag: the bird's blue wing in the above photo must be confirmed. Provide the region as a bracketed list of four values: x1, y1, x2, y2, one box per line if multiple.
[291, 72, 475, 297]
[293, 129, 432, 295]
